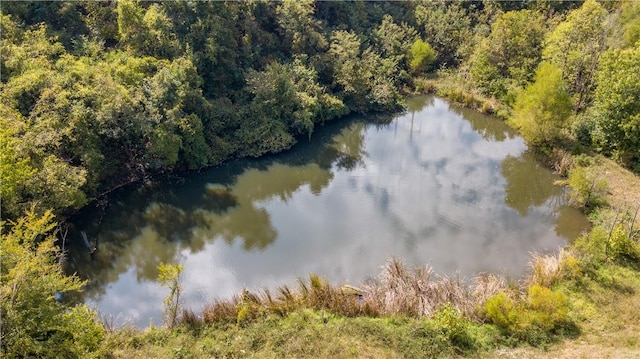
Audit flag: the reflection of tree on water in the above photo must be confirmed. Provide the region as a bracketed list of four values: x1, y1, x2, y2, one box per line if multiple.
[327, 122, 368, 170]
[449, 103, 516, 142]
[554, 205, 592, 240]
[65, 119, 368, 302]
[406, 95, 433, 115]
[193, 163, 333, 251]
[501, 150, 562, 216]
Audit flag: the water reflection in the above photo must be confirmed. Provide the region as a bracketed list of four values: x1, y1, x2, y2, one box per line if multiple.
[501, 151, 560, 216]
[66, 96, 588, 326]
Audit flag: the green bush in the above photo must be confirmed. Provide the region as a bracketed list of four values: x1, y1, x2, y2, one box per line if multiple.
[565, 165, 608, 209]
[433, 304, 475, 353]
[483, 285, 571, 345]
[575, 223, 640, 263]
[0, 209, 105, 358]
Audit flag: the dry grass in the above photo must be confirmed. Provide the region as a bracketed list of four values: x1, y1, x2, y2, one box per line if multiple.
[363, 258, 506, 319]
[550, 149, 575, 177]
[187, 258, 507, 328]
[526, 249, 570, 288]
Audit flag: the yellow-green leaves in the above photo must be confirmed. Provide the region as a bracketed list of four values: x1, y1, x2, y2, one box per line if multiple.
[1, 208, 104, 358]
[408, 39, 436, 75]
[509, 62, 572, 146]
[157, 262, 184, 328]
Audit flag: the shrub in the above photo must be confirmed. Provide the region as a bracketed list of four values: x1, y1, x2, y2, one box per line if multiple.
[0, 208, 105, 358]
[564, 165, 608, 209]
[483, 285, 571, 345]
[157, 262, 184, 328]
[434, 304, 475, 353]
[575, 222, 640, 263]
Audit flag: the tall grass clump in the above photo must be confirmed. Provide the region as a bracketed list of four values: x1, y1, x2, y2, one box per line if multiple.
[363, 258, 506, 319]
[527, 249, 580, 287]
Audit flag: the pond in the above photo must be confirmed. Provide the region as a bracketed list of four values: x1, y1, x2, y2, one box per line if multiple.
[65, 96, 589, 327]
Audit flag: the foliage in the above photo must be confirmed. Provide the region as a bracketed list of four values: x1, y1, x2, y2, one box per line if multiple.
[543, 0, 609, 112]
[574, 222, 640, 264]
[372, 14, 418, 61]
[618, 1, 640, 48]
[0, 208, 104, 358]
[328, 30, 403, 113]
[246, 59, 346, 139]
[587, 45, 640, 165]
[276, 0, 327, 57]
[157, 262, 184, 328]
[470, 9, 547, 99]
[509, 62, 572, 145]
[564, 165, 608, 209]
[483, 285, 571, 344]
[407, 38, 436, 75]
[414, 1, 472, 67]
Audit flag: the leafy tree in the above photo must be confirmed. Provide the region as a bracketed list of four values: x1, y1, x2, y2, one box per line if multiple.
[117, 0, 179, 59]
[543, 0, 609, 112]
[276, 0, 327, 58]
[509, 62, 572, 145]
[0, 106, 36, 218]
[157, 262, 184, 328]
[407, 38, 436, 75]
[618, 1, 640, 48]
[469, 9, 546, 98]
[328, 30, 403, 113]
[372, 14, 418, 60]
[414, 1, 472, 66]
[587, 46, 640, 165]
[246, 59, 346, 140]
[0, 209, 105, 358]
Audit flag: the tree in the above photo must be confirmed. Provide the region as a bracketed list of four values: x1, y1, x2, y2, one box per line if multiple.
[588, 46, 640, 165]
[509, 62, 572, 145]
[1, 209, 104, 358]
[372, 14, 418, 61]
[328, 30, 403, 113]
[407, 38, 436, 75]
[414, 1, 472, 67]
[469, 9, 546, 98]
[117, 0, 179, 59]
[246, 59, 346, 140]
[157, 262, 184, 328]
[276, 0, 327, 58]
[543, 0, 609, 112]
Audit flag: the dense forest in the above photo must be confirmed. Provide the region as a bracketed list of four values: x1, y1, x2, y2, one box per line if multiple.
[1, 1, 640, 357]
[1, 0, 639, 221]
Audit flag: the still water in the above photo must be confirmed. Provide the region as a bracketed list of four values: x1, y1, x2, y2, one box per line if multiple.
[66, 96, 588, 327]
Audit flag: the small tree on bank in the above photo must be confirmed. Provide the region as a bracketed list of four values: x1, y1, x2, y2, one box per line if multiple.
[509, 62, 573, 146]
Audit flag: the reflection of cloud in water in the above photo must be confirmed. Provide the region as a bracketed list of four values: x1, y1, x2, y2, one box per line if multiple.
[77, 96, 587, 327]
[193, 163, 333, 251]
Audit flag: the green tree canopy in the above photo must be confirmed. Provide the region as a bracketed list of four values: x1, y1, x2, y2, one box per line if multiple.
[408, 38, 436, 75]
[1, 209, 104, 358]
[588, 45, 640, 165]
[470, 9, 547, 98]
[509, 62, 573, 146]
[543, 0, 609, 112]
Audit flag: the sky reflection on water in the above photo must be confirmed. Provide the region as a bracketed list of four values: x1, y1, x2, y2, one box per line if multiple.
[66, 96, 588, 326]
